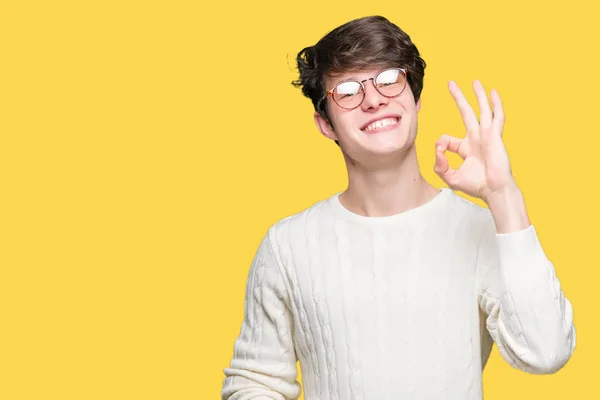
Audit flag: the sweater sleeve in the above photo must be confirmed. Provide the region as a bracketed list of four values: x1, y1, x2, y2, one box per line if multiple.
[221, 228, 302, 400]
[476, 219, 576, 374]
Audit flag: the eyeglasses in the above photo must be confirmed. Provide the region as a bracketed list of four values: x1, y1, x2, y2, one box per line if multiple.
[318, 68, 408, 111]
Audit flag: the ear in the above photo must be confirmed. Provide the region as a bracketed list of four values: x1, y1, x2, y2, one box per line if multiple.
[313, 111, 338, 141]
[416, 97, 422, 112]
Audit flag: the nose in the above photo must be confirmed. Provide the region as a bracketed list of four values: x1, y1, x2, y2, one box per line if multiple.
[360, 78, 389, 111]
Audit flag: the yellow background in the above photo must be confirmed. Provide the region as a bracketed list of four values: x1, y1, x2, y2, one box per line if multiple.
[1, 0, 597, 399]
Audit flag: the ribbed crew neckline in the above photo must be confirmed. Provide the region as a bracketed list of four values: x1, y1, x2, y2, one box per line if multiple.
[326, 187, 452, 225]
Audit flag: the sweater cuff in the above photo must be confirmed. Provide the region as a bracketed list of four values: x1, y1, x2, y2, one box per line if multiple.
[495, 224, 538, 255]
[494, 224, 549, 280]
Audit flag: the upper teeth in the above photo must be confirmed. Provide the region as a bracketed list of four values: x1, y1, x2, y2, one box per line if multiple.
[364, 117, 398, 131]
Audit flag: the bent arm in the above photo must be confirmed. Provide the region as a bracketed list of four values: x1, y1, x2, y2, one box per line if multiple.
[477, 221, 576, 374]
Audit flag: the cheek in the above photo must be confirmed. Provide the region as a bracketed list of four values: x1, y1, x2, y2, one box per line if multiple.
[331, 111, 358, 133]
[393, 97, 410, 111]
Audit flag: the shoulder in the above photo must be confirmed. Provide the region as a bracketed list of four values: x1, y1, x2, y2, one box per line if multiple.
[257, 194, 335, 283]
[443, 189, 497, 240]
[266, 193, 336, 246]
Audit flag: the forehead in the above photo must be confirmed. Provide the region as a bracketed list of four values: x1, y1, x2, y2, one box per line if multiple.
[324, 67, 395, 88]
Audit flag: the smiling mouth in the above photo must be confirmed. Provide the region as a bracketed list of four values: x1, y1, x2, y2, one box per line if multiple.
[362, 117, 400, 133]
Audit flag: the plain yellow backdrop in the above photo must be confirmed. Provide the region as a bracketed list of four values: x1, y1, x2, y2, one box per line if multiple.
[1, 0, 598, 399]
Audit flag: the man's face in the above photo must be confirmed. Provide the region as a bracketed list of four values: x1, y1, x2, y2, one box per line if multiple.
[315, 67, 421, 163]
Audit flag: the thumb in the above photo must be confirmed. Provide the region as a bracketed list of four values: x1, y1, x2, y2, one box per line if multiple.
[434, 143, 459, 186]
[434, 146, 450, 175]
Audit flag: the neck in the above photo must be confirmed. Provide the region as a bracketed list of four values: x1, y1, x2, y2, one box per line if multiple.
[339, 146, 440, 217]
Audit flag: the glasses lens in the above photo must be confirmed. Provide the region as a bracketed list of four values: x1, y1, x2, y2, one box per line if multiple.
[375, 69, 407, 97]
[332, 81, 363, 109]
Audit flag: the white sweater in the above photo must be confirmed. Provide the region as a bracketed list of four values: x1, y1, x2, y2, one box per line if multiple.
[221, 188, 576, 400]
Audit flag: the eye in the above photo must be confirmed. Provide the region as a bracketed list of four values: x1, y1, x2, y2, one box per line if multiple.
[375, 69, 402, 87]
[334, 81, 362, 98]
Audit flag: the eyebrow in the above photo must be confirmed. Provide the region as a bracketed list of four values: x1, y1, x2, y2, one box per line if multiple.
[329, 67, 388, 87]
[328, 74, 360, 89]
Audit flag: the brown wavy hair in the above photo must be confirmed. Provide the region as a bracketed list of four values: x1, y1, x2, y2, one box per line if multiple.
[292, 15, 426, 145]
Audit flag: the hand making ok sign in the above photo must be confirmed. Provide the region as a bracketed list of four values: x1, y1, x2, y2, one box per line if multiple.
[433, 80, 518, 203]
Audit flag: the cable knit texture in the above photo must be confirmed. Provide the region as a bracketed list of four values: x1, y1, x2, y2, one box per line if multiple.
[222, 188, 576, 400]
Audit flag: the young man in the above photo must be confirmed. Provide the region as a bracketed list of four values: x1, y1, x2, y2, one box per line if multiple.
[221, 15, 576, 400]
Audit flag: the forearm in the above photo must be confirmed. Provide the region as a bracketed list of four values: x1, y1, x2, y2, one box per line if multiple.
[484, 183, 531, 234]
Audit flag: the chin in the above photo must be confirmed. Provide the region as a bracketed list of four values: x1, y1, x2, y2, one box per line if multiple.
[363, 130, 412, 153]
[371, 144, 410, 156]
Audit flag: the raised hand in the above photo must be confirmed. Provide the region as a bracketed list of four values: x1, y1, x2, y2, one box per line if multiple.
[433, 80, 517, 203]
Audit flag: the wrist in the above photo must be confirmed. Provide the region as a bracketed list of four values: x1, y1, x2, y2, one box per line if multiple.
[482, 181, 520, 206]
[484, 184, 531, 234]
